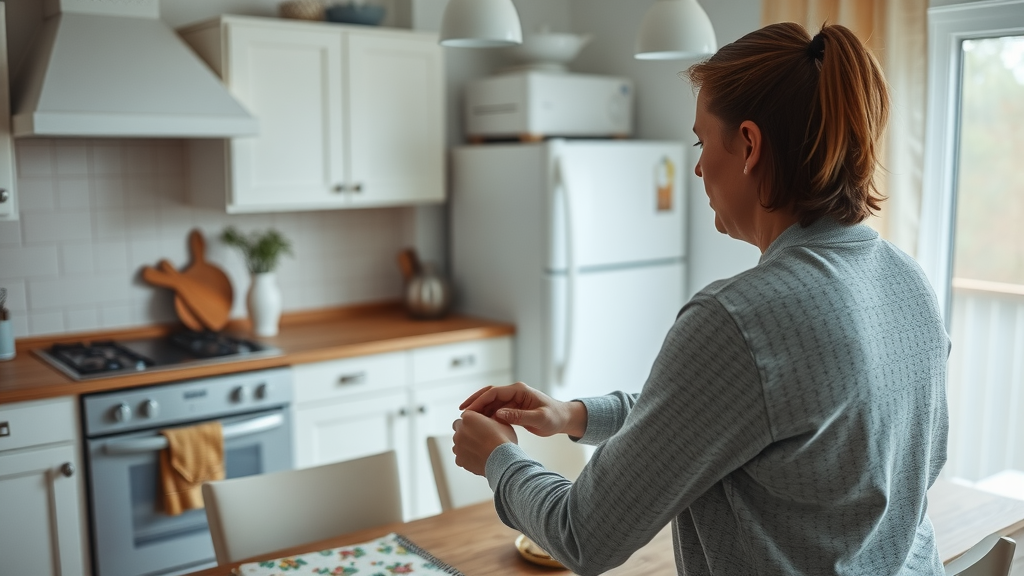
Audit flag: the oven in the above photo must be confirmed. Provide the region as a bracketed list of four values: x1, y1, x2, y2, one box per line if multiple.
[81, 367, 294, 576]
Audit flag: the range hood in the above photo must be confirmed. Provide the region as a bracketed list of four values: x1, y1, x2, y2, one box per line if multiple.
[12, 0, 257, 138]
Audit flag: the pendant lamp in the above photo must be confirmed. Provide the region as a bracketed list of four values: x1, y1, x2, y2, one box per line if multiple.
[635, 0, 717, 60]
[439, 0, 523, 48]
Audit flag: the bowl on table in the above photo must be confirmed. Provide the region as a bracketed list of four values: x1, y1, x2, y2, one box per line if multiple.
[325, 2, 386, 25]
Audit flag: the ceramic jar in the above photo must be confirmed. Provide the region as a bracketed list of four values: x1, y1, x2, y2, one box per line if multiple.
[404, 264, 451, 319]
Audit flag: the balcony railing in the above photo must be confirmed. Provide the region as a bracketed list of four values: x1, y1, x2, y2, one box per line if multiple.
[944, 278, 1024, 482]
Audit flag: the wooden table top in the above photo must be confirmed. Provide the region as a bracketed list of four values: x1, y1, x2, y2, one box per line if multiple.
[0, 302, 514, 405]
[186, 478, 1024, 576]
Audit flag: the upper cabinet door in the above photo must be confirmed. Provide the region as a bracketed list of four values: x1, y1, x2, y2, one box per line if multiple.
[345, 31, 444, 207]
[226, 22, 346, 210]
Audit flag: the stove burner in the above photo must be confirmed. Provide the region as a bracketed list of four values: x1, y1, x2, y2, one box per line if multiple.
[168, 331, 258, 359]
[49, 341, 154, 375]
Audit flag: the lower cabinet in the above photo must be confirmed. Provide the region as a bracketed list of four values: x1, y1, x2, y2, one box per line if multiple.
[292, 336, 513, 520]
[0, 397, 89, 576]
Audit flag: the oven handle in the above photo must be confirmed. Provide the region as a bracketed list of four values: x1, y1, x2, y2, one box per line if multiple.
[101, 413, 285, 456]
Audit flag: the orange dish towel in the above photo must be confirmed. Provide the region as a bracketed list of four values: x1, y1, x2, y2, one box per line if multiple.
[158, 421, 225, 516]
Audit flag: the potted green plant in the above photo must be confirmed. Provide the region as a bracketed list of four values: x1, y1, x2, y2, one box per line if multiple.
[221, 226, 293, 336]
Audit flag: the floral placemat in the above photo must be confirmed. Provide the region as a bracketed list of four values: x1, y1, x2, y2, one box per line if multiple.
[233, 533, 464, 576]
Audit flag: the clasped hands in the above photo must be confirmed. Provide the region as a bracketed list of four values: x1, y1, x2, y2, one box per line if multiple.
[452, 381, 587, 476]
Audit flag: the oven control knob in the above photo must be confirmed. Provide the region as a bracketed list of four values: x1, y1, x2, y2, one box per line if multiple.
[255, 383, 269, 400]
[113, 403, 131, 423]
[232, 386, 249, 403]
[141, 399, 159, 419]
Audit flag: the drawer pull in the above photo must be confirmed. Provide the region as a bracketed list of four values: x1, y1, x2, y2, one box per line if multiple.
[450, 355, 476, 368]
[0, 421, 8, 437]
[338, 372, 367, 385]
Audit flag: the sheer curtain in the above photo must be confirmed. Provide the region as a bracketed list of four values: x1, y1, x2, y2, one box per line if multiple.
[761, 0, 927, 257]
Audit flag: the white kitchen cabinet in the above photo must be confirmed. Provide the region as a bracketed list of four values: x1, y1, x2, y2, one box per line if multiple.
[291, 336, 513, 520]
[0, 3, 18, 222]
[179, 15, 444, 213]
[0, 397, 89, 576]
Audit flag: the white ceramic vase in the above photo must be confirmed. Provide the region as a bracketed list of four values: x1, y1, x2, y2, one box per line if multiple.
[247, 272, 282, 336]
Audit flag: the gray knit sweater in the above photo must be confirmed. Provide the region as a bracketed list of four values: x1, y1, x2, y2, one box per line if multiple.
[485, 218, 950, 575]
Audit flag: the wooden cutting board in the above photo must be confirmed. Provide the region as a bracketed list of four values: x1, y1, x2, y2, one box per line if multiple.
[142, 260, 232, 332]
[176, 230, 234, 331]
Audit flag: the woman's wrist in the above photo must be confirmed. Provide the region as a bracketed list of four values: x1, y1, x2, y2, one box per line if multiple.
[563, 400, 589, 439]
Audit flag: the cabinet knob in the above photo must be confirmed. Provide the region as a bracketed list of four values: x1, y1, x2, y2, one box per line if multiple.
[0, 189, 8, 203]
[351, 183, 363, 193]
[397, 407, 408, 417]
[417, 405, 427, 414]
[61, 463, 75, 477]
[332, 184, 344, 193]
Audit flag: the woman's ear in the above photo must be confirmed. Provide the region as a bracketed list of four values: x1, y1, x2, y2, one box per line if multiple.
[738, 120, 762, 174]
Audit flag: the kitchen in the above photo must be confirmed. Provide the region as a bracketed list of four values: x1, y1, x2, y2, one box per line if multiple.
[1, 0, 1023, 575]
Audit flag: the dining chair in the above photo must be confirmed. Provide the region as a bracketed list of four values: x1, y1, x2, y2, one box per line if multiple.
[202, 450, 403, 565]
[943, 533, 1016, 576]
[427, 432, 593, 511]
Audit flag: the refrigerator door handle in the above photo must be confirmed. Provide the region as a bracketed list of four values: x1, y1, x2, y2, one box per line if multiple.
[554, 156, 575, 387]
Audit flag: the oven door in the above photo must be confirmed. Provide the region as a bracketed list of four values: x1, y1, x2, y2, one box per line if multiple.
[86, 408, 292, 576]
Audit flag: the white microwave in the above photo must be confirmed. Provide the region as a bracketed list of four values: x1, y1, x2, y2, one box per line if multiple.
[464, 71, 634, 140]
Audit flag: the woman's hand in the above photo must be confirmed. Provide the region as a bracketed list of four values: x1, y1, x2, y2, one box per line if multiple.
[460, 381, 588, 439]
[452, 410, 518, 476]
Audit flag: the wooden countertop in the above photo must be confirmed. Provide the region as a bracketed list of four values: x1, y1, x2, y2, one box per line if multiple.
[0, 301, 515, 405]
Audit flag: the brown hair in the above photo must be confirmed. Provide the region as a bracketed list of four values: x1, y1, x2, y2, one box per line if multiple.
[686, 22, 890, 226]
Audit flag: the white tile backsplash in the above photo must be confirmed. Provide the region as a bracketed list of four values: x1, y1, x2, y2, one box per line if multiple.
[2, 139, 409, 338]
[0, 245, 60, 277]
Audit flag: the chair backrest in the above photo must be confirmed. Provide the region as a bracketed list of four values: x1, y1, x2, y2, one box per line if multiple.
[202, 451, 403, 565]
[426, 432, 593, 511]
[426, 434, 493, 511]
[944, 533, 1016, 576]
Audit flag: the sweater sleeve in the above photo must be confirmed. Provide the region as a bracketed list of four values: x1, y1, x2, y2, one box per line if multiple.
[483, 296, 774, 576]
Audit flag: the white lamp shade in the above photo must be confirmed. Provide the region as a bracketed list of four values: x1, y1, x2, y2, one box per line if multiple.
[635, 0, 717, 60]
[439, 0, 523, 48]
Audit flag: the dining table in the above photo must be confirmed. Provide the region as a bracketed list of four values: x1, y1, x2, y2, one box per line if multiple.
[185, 478, 1024, 576]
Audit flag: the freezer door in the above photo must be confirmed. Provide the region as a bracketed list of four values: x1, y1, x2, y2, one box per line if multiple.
[550, 141, 685, 270]
[546, 261, 684, 401]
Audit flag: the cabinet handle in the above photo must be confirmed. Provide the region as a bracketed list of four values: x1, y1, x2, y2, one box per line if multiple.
[450, 354, 476, 368]
[0, 421, 9, 437]
[61, 463, 75, 477]
[0, 189, 8, 203]
[417, 405, 427, 414]
[351, 183, 363, 193]
[332, 184, 344, 193]
[397, 407, 408, 417]
[338, 372, 367, 385]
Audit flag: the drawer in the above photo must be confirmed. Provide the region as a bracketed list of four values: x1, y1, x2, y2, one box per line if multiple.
[293, 351, 408, 404]
[412, 336, 512, 384]
[0, 397, 77, 452]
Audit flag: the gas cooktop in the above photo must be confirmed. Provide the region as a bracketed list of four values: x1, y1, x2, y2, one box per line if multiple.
[34, 331, 282, 381]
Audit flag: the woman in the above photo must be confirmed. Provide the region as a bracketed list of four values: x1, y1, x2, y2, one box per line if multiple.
[452, 22, 950, 576]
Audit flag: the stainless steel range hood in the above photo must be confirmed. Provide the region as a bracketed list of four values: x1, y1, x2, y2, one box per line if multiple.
[12, 0, 258, 138]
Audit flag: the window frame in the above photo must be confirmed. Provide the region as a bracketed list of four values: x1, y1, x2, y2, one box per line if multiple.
[918, 0, 1024, 325]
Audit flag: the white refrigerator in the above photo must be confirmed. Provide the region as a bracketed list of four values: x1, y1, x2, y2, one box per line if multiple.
[451, 139, 686, 401]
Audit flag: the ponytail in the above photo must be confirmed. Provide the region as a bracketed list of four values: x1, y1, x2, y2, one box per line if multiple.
[687, 22, 890, 225]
